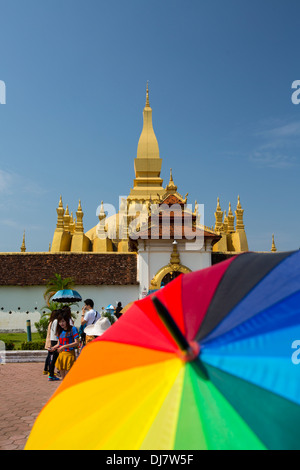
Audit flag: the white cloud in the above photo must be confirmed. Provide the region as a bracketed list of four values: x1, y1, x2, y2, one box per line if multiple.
[249, 151, 297, 169]
[0, 169, 13, 193]
[0, 168, 46, 196]
[0, 219, 19, 228]
[249, 120, 300, 169]
[257, 121, 300, 139]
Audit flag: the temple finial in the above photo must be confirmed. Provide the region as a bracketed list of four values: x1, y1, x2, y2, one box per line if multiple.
[63, 205, 71, 232]
[235, 195, 245, 231]
[75, 200, 84, 233]
[20, 230, 26, 253]
[98, 201, 106, 222]
[146, 81, 150, 107]
[214, 197, 223, 232]
[227, 202, 235, 232]
[56, 196, 64, 230]
[170, 239, 180, 266]
[271, 234, 277, 252]
[166, 168, 177, 192]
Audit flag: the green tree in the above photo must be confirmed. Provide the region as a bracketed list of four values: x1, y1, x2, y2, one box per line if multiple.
[37, 275, 78, 340]
[101, 310, 117, 325]
[34, 315, 49, 340]
[44, 274, 75, 305]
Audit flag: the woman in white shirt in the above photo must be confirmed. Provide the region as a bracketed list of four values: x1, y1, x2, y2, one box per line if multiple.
[46, 310, 61, 381]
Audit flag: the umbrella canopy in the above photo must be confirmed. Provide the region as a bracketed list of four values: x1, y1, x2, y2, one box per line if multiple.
[26, 251, 300, 450]
[105, 304, 115, 312]
[120, 300, 136, 314]
[50, 289, 82, 303]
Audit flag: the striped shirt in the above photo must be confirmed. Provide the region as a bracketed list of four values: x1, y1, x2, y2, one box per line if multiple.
[58, 326, 79, 352]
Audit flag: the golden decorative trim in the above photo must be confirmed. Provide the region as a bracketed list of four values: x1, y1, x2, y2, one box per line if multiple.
[150, 241, 191, 289]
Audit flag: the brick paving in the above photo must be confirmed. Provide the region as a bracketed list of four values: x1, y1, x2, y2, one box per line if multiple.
[0, 363, 60, 450]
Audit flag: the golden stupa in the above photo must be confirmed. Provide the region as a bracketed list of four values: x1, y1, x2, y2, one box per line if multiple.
[50, 85, 249, 255]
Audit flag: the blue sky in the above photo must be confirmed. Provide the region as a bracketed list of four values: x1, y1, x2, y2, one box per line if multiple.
[0, 0, 299, 252]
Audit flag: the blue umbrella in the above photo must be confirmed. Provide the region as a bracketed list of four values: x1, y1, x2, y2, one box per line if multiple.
[106, 304, 115, 313]
[51, 289, 82, 303]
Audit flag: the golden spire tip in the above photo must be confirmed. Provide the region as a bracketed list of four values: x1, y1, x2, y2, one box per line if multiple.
[146, 81, 150, 107]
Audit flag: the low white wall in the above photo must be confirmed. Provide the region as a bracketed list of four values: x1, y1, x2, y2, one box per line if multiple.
[0, 286, 45, 332]
[0, 284, 139, 332]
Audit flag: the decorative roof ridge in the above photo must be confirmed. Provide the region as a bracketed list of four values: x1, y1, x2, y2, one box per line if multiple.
[197, 224, 220, 235]
[0, 251, 137, 256]
[160, 191, 188, 204]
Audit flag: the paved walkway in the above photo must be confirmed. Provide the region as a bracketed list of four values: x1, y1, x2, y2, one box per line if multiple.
[0, 363, 60, 450]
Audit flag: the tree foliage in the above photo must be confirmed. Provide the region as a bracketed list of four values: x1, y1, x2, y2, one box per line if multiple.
[44, 273, 75, 305]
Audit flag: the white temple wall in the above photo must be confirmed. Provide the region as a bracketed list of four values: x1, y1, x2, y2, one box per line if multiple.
[0, 284, 139, 332]
[137, 240, 212, 298]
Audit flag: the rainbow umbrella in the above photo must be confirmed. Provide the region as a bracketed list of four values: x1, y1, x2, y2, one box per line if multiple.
[26, 251, 300, 450]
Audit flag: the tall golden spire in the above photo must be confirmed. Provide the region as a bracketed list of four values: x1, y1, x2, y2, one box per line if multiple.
[75, 200, 84, 233]
[51, 195, 72, 252]
[271, 234, 277, 252]
[56, 196, 64, 230]
[227, 202, 235, 232]
[214, 197, 223, 232]
[235, 195, 245, 231]
[70, 212, 76, 233]
[223, 210, 228, 233]
[63, 205, 71, 232]
[146, 81, 150, 107]
[136, 82, 160, 160]
[20, 231, 26, 253]
[128, 84, 164, 201]
[98, 201, 106, 222]
[71, 200, 90, 252]
[166, 168, 178, 192]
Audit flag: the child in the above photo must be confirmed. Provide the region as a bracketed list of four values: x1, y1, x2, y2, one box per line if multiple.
[49, 310, 79, 380]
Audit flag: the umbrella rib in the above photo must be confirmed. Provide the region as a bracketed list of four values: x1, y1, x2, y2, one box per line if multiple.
[152, 296, 190, 352]
[152, 296, 209, 381]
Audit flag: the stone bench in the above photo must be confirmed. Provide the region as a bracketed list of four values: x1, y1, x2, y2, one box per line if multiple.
[1, 350, 48, 363]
